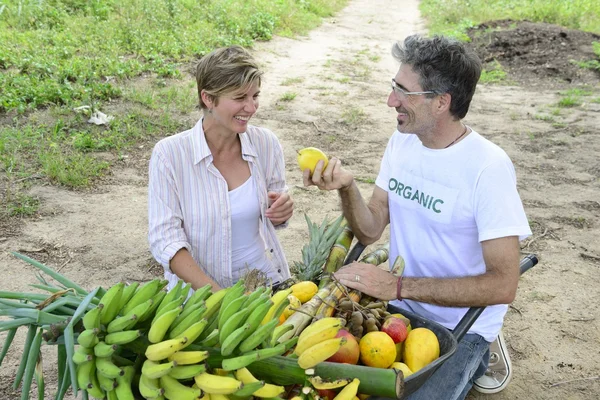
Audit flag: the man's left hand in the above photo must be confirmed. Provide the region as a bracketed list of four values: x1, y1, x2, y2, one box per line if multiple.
[334, 263, 398, 301]
[266, 191, 294, 225]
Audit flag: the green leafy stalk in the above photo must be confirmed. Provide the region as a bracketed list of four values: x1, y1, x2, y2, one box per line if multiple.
[11, 252, 88, 296]
[21, 327, 43, 400]
[0, 327, 18, 366]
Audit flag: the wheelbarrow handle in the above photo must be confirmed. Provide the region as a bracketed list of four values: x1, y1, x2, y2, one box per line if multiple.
[452, 254, 538, 342]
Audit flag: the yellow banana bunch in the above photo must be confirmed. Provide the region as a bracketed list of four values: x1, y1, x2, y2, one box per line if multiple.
[261, 288, 293, 325]
[235, 367, 286, 398]
[295, 317, 343, 355]
[297, 336, 347, 369]
[194, 372, 243, 394]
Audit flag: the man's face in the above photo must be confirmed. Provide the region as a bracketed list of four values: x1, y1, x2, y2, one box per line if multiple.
[387, 64, 436, 136]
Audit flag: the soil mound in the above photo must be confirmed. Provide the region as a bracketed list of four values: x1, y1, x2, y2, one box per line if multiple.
[466, 20, 600, 88]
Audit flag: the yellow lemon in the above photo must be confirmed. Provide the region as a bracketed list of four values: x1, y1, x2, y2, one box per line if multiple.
[297, 147, 328, 174]
[290, 281, 318, 303]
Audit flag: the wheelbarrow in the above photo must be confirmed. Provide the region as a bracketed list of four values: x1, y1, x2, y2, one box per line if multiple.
[343, 242, 539, 399]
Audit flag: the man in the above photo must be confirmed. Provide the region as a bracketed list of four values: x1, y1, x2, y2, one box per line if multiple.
[303, 35, 531, 399]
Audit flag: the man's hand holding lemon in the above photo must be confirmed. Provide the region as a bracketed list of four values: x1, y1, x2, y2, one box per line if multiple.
[298, 147, 353, 191]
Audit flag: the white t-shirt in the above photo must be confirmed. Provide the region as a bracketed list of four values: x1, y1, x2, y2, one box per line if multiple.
[229, 176, 283, 285]
[376, 129, 531, 342]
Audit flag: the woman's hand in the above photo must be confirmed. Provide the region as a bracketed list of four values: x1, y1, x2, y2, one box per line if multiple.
[266, 191, 294, 225]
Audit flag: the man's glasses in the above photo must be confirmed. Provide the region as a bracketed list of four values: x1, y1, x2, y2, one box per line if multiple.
[391, 79, 436, 98]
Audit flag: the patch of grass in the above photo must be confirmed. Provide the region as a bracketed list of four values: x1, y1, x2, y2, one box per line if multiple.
[281, 77, 304, 86]
[279, 92, 297, 102]
[534, 114, 555, 123]
[420, 0, 600, 38]
[5, 193, 40, 217]
[557, 96, 582, 108]
[341, 107, 367, 125]
[479, 60, 507, 84]
[355, 177, 376, 184]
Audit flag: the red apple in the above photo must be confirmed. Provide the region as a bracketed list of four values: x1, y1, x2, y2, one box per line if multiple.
[381, 316, 408, 344]
[317, 389, 338, 400]
[326, 329, 360, 365]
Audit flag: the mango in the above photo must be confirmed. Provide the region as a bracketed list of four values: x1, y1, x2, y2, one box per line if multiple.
[403, 327, 440, 372]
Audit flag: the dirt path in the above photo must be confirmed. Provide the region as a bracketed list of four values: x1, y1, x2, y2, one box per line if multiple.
[1, 0, 599, 399]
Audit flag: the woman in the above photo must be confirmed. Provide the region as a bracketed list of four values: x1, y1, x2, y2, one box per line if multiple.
[148, 46, 294, 291]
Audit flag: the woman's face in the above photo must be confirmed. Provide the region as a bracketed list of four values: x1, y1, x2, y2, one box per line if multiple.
[209, 81, 260, 134]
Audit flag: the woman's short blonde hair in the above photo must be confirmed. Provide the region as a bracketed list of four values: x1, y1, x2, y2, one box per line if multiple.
[196, 45, 263, 109]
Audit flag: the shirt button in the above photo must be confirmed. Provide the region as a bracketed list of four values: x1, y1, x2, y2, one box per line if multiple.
[277, 269, 281, 273]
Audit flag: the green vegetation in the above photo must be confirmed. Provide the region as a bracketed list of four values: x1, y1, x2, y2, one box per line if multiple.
[279, 92, 298, 102]
[0, 0, 348, 217]
[420, 0, 600, 39]
[479, 60, 508, 84]
[557, 88, 593, 108]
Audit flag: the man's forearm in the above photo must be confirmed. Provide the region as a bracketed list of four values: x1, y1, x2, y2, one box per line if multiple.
[338, 183, 383, 245]
[402, 275, 517, 307]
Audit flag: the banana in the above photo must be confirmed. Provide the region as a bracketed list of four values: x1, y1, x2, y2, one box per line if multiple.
[218, 308, 250, 345]
[241, 286, 266, 308]
[171, 301, 206, 329]
[204, 287, 229, 320]
[168, 363, 207, 380]
[270, 324, 294, 347]
[142, 359, 177, 379]
[160, 374, 203, 400]
[199, 328, 220, 347]
[139, 373, 165, 399]
[156, 280, 184, 316]
[95, 356, 124, 379]
[168, 350, 209, 365]
[184, 284, 212, 310]
[281, 335, 299, 352]
[241, 299, 273, 341]
[295, 320, 342, 355]
[234, 367, 285, 398]
[114, 365, 135, 400]
[104, 329, 142, 345]
[221, 343, 286, 371]
[98, 282, 125, 325]
[106, 389, 119, 400]
[122, 296, 155, 324]
[106, 313, 138, 333]
[218, 280, 245, 316]
[238, 318, 279, 353]
[234, 380, 265, 397]
[137, 290, 167, 323]
[269, 296, 291, 324]
[196, 310, 219, 342]
[153, 295, 185, 323]
[261, 288, 292, 325]
[221, 323, 251, 356]
[171, 319, 209, 345]
[297, 337, 347, 369]
[331, 377, 360, 400]
[76, 358, 95, 392]
[298, 317, 344, 341]
[72, 346, 93, 365]
[168, 307, 208, 339]
[93, 341, 118, 358]
[117, 282, 139, 312]
[145, 336, 189, 361]
[180, 282, 193, 301]
[148, 305, 183, 344]
[77, 328, 100, 348]
[96, 370, 117, 391]
[194, 372, 243, 394]
[82, 305, 103, 330]
[121, 278, 164, 315]
[86, 370, 106, 399]
[307, 376, 352, 390]
[218, 294, 247, 331]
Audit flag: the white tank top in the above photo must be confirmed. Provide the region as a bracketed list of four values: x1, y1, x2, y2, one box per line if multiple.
[229, 177, 282, 284]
